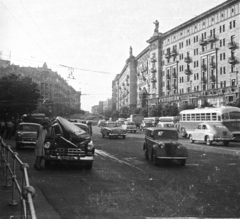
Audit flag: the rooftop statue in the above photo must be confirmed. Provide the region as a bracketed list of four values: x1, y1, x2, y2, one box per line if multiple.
[153, 20, 159, 33]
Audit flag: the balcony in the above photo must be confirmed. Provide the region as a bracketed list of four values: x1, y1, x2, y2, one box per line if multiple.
[184, 56, 191, 63]
[150, 57, 157, 62]
[166, 74, 171, 80]
[151, 78, 156, 83]
[172, 72, 177, 78]
[210, 75, 216, 82]
[201, 63, 207, 71]
[228, 56, 238, 65]
[151, 67, 156, 73]
[199, 38, 208, 46]
[165, 52, 171, 59]
[228, 41, 237, 50]
[209, 62, 216, 68]
[184, 68, 192, 76]
[201, 77, 207, 84]
[207, 35, 217, 43]
[171, 49, 177, 57]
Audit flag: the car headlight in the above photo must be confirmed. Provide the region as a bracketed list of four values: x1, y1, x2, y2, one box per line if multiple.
[160, 143, 165, 149]
[44, 142, 51, 149]
[87, 141, 94, 150]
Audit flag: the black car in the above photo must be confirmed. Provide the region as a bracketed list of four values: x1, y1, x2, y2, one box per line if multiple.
[44, 117, 94, 169]
[143, 127, 188, 166]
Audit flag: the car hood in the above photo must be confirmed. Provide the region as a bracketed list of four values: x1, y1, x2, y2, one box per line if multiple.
[17, 131, 37, 139]
[56, 117, 91, 146]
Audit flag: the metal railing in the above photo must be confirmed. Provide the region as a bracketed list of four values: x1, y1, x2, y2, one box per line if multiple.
[0, 137, 37, 219]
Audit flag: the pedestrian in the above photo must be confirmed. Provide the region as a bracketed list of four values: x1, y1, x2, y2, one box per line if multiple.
[0, 120, 5, 137]
[5, 120, 14, 139]
[34, 121, 50, 170]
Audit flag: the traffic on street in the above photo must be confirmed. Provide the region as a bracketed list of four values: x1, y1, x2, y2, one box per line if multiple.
[1, 125, 240, 219]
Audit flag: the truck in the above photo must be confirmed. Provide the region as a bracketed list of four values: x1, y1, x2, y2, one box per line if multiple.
[130, 114, 144, 128]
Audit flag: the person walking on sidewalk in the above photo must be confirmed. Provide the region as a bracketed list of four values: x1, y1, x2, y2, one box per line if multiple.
[34, 121, 50, 170]
[5, 120, 14, 139]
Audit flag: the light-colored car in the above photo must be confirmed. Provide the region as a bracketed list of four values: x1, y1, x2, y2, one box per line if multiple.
[189, 123, 234, 146]
[140, 120, 155, 131]
[97, 120, 105, 127]
[122, 121, 137, 133]
[156, 122, 175, 129]
[15, 123, 40, 150]
[100, 122, 126, 139]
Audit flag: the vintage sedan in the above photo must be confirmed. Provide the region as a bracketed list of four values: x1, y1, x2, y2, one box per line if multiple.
[143, 128, 188, 166]
[140, 120, 155, 131]
[100, 122, 126, 139]
[122, 121, 137, 133]
[15, 123, 40, 150]
[189, 123, 234, 146]
[44, 117, 94, 169]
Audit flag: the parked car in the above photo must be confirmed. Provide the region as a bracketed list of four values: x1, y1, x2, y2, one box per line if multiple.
[189, 123, 234, 146]
[100, 122, 126, 139]
[156, 122, 175, 128]
[43, 117, 94, 169]
[15, 123, 40, 150]
[140, 120, 155, 131]
[122, 121, 137, 133]
[98, 120, 105, 127]
[143, 127, 188, 166]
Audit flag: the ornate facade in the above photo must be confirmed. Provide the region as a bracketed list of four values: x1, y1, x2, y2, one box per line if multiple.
[113, 0, 240, 111]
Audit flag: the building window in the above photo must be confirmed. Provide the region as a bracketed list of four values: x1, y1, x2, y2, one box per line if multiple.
[223, 53, 226, 60]
[223, 38, 225, 46]
[223, 24, 225, 32]
[220, 54, 222, 61]
[220, 40, 222, 47]
[223, 67, 226, 74]
[224, 81, 226, 87]
[232, 79, 236, 86]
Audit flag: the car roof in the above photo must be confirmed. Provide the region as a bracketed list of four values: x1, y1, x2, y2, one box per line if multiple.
[74, 122, 88, 128]
[19, 123, 41, 126]
[146, 127, 177, 131]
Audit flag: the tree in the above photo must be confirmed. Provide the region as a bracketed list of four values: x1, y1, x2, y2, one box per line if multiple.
[179, 103, 196, 112]
[133, 107, 142, 114]
[111, 110, 119, 120]
[161, 104, 179, 116]
[0, 74, 41, 119]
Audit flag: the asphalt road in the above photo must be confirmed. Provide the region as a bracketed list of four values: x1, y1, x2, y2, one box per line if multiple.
[1, 127, 240, 219]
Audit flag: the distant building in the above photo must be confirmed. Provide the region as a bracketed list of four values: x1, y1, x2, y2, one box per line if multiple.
[103, 98, 112, 111]
[98, 101, 104, 114]
[91, 105, 99, 114]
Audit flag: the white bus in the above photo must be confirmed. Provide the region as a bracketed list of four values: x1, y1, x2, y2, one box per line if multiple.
[179, 106, 240, 140]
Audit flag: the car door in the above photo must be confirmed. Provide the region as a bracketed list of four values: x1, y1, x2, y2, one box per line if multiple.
[193, 124, 203, 141]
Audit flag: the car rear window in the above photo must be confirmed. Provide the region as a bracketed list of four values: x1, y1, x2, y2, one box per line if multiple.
[154, 130, 178, 140]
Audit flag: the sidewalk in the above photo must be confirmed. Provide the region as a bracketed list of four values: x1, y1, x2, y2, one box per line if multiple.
[0, 139, 61, 219]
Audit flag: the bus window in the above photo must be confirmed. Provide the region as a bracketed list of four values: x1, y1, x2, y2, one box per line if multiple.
[196, 114, 200, 121]
[229, 111, 240, 119]
[200, 113, 206, 121]
[212, 113, 217, 121]
[183, 114, 186, 121]
[206, 113, 211, 121]
[187, 114, 190, 121]
[191, 114, 196, 121]
[218, 115, 221, 121]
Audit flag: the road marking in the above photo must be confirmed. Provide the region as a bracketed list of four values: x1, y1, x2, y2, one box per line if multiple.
[95, 149, 144, 172]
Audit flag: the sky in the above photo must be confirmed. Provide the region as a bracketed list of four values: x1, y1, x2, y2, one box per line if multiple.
[0, 0, 226, 111]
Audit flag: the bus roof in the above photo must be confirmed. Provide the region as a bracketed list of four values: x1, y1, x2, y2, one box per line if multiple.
[180, 106, 240, 114]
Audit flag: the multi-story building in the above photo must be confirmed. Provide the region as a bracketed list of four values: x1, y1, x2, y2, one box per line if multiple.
[103, 98, 112, 111]
[0, 61, 81, 112]
[113, 0, 240, 111]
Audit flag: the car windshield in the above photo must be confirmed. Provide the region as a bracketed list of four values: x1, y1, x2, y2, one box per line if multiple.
[19, 125, 39, 131]
[145, 123, 154, 127]
[163, 124, 174, 128]
[127, 122, 135, 125]
[213, 125, 228, 131]
[154, 130, 178, 140]
[107, 123, 119, 128]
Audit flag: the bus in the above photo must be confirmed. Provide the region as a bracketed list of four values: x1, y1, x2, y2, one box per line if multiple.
[23, 113, 46, 124]
[179, 106, 240, 140]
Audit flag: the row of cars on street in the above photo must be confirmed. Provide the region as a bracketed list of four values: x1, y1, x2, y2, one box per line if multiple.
[15, 117, 95, 169]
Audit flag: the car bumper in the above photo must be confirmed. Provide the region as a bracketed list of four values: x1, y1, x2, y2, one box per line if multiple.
[214, 137, 234, 141]
[126, 129, 137, 132]
[109, 133, 126, 136]
[156, 156, 188, 159]
[16, 140, 36, 146]
[44, 155, 94, 161]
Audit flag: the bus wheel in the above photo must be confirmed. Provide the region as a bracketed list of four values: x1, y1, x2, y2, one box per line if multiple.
[223, 140, 229, 146]
[189, 135, 194, 143]
[206, 136, 212, 146]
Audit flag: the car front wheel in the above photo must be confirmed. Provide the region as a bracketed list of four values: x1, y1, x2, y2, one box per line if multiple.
[189, 135, 194, 143]
[206, 136, 212, 146]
